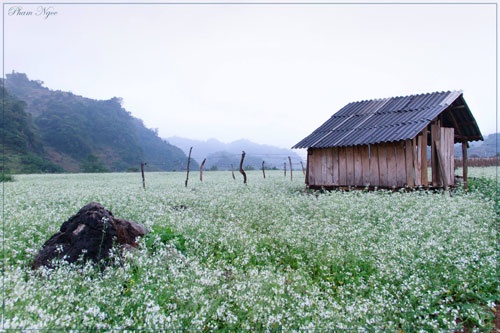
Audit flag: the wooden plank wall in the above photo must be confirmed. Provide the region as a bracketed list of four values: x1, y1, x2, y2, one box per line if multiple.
[439, 127, 455, 187]
[307, 133, 440, 188]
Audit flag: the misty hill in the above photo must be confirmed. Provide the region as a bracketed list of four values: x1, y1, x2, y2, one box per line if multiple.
[0, 81, 63, 174]
[455, 133, 499, 158]
[167, 136, 305, 171]
[3, 72, 197, 173]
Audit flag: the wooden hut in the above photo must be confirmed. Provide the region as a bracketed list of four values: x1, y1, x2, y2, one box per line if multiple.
[293, 91, 483, 189]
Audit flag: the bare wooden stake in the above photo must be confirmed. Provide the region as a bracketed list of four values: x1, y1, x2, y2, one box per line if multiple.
[231, 164, 236, 180]
[288, 156, 293, 181]
[262, 161, 266, 179]
[239, 151, 247, 184]
[141, 162, 147, 190]
[185, 147, 192, 187]
[300, 161, 306, 175]
[199, 158, 206, 181]
[283, 162, 287, 177]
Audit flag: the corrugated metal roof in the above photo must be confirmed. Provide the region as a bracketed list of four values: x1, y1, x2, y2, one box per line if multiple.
[293, 91, 483, 149]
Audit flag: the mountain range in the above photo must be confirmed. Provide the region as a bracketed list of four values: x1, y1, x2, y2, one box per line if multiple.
[459, 133, 499, 158]
[166, 136, 305, 171]
[2, 71, 303, 174]
[2, 72, 495, 175]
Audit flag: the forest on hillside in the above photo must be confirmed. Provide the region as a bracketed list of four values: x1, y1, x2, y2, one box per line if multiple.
[3, 72, 196, 174]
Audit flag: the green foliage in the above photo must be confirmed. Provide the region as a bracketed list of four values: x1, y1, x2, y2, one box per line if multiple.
[35, 102, 92, 159]
[468, 176, 499, 217]
[145, 226, 187, 254]
[2, 171, 498, 330]
[81, 154, 109, 173]
[0, 173, 13, 182]
[4, 72, 192, 173]
[20, 154, 64, 174]
[468, 176, 498, 199]
[0, 82, 44, 155]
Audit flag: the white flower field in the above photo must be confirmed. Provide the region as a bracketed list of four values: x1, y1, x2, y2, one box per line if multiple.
[2, 168, 498, 331]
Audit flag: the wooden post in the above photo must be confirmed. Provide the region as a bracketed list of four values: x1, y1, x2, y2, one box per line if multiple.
[420, 127, 428, 186]
[185, 147, 192, 187]
[300, 161, 306, 175]
[231, 164, 236, 180]
[141, 162, 146, 190]
[305, 150, 310, 186]
[199, 158, 206, 181]
[288, 156, 293, 181]
[405, 140, 414, 187]
[462, 141, 468, 189]
[413, 137, 421, 186]
[436, 145, 449, 188]
[262, 161, 266, 179]
[431, 120, 441, 187]
[283, 162, 287, 177]
[239, 151, 247, 184]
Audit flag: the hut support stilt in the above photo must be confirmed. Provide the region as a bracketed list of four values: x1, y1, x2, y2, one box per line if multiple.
[462, 141, 468, 189]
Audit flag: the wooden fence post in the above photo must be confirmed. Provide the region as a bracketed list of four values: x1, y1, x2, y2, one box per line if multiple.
[239, 151, 247, 184]
[200, 158, 206, 181]
[300, 161, 306, 175]
[288, 156, 293, 181]
[231, 164, 236, 180]
[283, 162, 286, 177]
[141, 162, 147, 190]
[262, 161, 266, 179]
[185, 147, 192, 187]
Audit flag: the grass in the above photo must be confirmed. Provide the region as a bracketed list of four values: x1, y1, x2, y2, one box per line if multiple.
[2, 168, 498, 330]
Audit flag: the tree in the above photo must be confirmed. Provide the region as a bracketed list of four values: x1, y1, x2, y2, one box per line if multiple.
[81, 154, 109, 173]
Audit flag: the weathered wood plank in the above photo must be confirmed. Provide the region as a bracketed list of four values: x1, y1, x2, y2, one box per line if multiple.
[420, 127, 428, 186]
[369, 145, 380, 186]
[405, 139, 415, 187]
[378, 144, 388, 187]
[325, 148, 334, 186]
[448, 128, 455, 186]
[395, 141, 406, 187]
[345, 146, 355, 185]
[386, 143, 397, 187]
[332, 147, 339, 185]
[321, 149, 328, 185]
[338, 147, 347, 185]
[435, 144, 448, 188]
[431, 120, 441, 187]
[307, 150, 316, 186]
[305, 150, 310, 186]
[361, 145, 370, 186]
[353, 146, 363, 186]
[413, 137, 421, 186]
[442, 127, 455, 186]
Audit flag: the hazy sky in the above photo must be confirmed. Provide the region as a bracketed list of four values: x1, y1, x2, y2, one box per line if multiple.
[3, 1, 497, 150]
